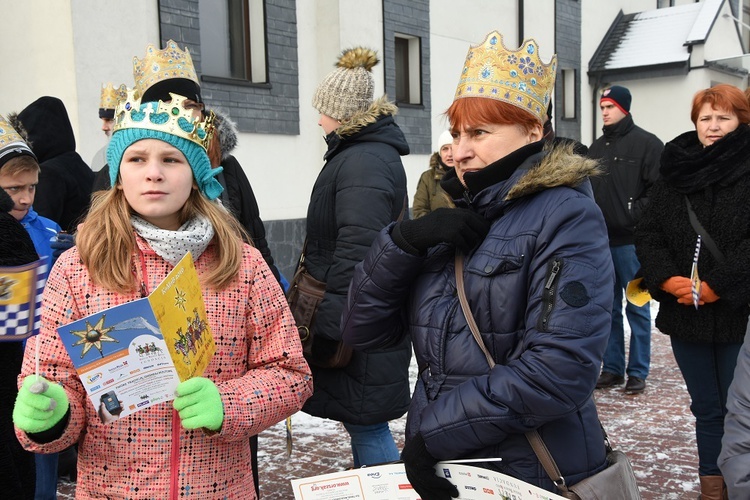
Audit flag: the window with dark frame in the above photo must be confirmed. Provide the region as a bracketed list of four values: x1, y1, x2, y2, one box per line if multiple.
[394, 34, 422, 105]
[394, 37, 410, 103]
[199, 0, 267, 83]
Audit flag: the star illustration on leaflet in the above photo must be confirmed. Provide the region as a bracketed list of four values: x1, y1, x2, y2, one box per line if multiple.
[174, 287, 187, 311]
[70, 315, 119, 358]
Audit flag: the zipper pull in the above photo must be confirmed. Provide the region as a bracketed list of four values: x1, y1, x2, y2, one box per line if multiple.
[545, 259, 561, 289]
[462, 190, 474, 208]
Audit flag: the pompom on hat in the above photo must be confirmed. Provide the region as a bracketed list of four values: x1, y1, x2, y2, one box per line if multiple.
[600, 85, 631, 114]
[0, 114, 36, 170]
[107, 91, 223, 200]
[313, 47, 379, 122]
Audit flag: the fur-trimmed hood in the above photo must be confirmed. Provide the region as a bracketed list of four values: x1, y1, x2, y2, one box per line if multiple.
[506, 143, 600, 200]
[443, 142, 600, 211]
[335, 96, 398, 137]
[212, 109, 239, 160]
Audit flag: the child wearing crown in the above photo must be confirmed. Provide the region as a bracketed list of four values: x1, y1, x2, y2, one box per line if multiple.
[342, 31, 614, 498]
[12, 93, 313, 499]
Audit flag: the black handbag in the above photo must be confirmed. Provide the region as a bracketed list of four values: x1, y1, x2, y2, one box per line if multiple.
[454, 253, 641, 500]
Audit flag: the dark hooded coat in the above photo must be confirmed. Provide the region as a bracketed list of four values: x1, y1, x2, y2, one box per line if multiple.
[342, 143, 613, 490]
[301, 98, 412, 425]
[14, 97, 94, 232]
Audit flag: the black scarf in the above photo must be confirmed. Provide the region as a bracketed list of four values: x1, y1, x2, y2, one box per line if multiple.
[441, 141, 544, 200]
[660, 123, 750, 194]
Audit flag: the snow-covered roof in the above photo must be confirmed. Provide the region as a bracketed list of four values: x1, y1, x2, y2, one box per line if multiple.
[589, 0, 724, 74]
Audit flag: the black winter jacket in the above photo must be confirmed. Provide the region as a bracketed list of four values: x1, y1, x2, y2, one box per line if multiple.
[301, 98, 411, 425]
[14, 97, 94, 232]
[589, 114, 663, 246]
[343, 143, 613, 490]
[635, 124, 750, 343]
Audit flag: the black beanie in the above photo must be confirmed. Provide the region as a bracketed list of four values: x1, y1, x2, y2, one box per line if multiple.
[142, 79, 202, 104]
[600, 85, 631, 114]
[0, 190, 38, 266]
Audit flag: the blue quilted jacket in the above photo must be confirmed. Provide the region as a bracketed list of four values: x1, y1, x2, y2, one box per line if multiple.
[343, 143, 614, 490]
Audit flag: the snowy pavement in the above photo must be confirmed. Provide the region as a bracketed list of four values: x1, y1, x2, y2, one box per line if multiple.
[59, 302, 701, 499]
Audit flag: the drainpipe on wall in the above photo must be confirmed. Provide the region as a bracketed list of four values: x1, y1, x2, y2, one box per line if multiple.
[592, 76, 604, 144]
[518, 0, 524, 45]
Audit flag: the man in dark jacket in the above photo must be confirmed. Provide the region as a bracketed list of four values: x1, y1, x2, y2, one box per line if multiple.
[302, 46, 411, 468]
[588, 85, 663, 394]
[13, 97, 94, 233]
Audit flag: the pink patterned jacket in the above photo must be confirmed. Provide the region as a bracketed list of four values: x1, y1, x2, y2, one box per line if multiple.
[16, 236, 313, 499]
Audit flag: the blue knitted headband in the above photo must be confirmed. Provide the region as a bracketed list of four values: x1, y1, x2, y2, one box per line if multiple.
[106, 103, 223, 201]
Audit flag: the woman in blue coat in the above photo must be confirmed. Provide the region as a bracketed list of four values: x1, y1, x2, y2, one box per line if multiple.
[341, 31, 614, 498]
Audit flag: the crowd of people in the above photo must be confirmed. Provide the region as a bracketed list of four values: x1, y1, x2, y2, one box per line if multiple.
[3, 28, 750, 500]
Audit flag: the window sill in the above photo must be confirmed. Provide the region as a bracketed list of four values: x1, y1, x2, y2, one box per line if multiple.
[201, 75, 272, 89]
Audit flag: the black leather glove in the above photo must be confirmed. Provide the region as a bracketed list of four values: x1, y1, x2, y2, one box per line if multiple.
[393, 208, 490, 255]
[401, 433, 459, 500]
[310, 335, 341, 365]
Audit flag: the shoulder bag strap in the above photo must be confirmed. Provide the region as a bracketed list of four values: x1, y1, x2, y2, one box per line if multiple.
[454, 253, 495, 369]
[684, 197, 725, 263]
[454, 252, 572, 493]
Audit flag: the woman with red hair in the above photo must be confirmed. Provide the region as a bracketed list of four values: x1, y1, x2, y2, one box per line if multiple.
[636, 83, 750, 499]
[341, 31, 613, 498]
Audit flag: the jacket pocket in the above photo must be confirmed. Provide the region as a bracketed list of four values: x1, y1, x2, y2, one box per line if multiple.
[465, 252, 524, 277]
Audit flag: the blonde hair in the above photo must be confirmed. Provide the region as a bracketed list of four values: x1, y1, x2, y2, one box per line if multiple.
[77, 187, 247, 293]
[1, 155, 40, 176]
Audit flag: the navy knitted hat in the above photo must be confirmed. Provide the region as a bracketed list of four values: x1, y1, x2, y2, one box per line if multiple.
[600, 85, 631, 114]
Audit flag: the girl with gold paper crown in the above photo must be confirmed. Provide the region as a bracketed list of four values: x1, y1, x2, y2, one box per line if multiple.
[12, 90, 313, 499]
[342, 31, 615, 498]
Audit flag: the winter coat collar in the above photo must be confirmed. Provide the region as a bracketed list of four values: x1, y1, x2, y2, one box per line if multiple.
[601, 113, 635, 140]
[660, 123, 750, 194]
[322, 97, 409, 161]
[428, 152, 452, 180]
[442, 141, 599, 217]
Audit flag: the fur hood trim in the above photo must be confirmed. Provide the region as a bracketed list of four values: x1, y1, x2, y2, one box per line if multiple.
[336, 96, 398, 137]
[506, 143, 601, 200]
[212, 109, 238, 160]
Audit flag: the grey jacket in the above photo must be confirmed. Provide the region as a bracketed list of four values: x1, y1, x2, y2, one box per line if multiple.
[719, 321, 750, 497]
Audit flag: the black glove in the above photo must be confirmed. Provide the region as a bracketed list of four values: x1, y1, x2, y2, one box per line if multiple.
[310, 335, 342, 365]
[393, 208, 490, 255]
[401, 433, 459, 500]
[50, 232, 75, 263]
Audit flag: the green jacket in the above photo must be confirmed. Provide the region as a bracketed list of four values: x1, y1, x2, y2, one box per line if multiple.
[412, 153, 454, 218]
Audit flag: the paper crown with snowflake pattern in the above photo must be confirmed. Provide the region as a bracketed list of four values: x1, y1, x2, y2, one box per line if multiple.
[132, 40, 199, 100]
[454, 31, 557, 123]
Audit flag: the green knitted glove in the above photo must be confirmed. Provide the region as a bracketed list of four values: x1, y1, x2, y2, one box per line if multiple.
[173, 377, 224, 431]
[13, 376, 70, 433]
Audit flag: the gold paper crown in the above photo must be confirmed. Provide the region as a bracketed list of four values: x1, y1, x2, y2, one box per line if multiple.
[100, 83, 128, 110]
[0, 114, 27, 149]
[113, 90, 215, 151]
[133, 40, 199, 99]
[454, 31, 557, 123]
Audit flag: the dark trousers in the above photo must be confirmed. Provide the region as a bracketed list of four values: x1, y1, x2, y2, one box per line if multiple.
[671, 336, 742, 476]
